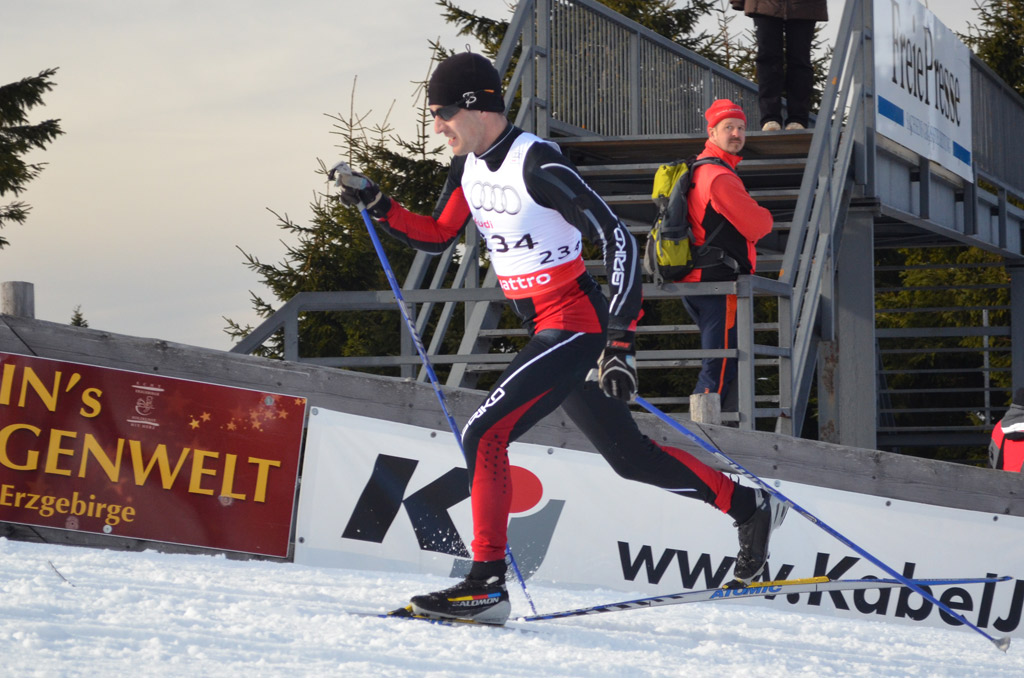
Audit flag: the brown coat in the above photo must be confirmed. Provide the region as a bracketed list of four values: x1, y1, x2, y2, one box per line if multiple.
[730, 0, 828, 22]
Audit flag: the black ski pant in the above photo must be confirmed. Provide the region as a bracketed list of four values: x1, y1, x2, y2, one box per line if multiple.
[461, 327, 753, 564]
[753, 15, 817, 128]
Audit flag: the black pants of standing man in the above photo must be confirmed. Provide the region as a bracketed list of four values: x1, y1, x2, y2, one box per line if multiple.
[753, 15, 817, 129]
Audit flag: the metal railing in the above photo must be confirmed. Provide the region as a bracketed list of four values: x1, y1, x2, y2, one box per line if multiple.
[231, 278, 793, 429]
[774, 0, 868, 435]
[969, 56, 1024, 201]
[496, 0, 758, 137]
[874, 259, 1013, 453]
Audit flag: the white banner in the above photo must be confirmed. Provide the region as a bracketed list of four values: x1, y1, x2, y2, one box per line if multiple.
[296, 408, 1024, 638]
[874, 0, 973, 180]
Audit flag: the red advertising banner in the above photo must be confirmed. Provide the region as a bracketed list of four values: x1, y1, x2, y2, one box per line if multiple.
[0, 352, 306, 556]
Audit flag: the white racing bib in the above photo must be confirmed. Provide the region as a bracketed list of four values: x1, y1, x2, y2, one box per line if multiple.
[463, 134, 585, 299]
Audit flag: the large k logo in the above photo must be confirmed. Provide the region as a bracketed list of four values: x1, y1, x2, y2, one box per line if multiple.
[341, 454, 471, 557]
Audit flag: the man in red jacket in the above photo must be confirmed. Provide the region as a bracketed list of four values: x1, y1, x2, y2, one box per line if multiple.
[990, 388, 1024, 472]
[681, 99, 773, 413]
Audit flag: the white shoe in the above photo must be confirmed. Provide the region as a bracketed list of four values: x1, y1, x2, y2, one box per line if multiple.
[785, 122, 806, 130]
[761, 121, 782, 132]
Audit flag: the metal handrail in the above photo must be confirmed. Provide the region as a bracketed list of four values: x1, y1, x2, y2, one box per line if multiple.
[499, 0, 758, 138]
[231, 277, 792, 429]
[774, 0, 867, 435]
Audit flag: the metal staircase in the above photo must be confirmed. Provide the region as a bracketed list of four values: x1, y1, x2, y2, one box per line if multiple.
[233, 0, 1024, 455]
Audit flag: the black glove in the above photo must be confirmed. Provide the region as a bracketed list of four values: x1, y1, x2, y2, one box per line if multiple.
[328, 161, 391, 219]
[598, 332, 637, 401]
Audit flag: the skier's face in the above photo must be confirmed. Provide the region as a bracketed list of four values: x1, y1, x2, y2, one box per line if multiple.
[431, 106, 491, 156]
[709, 118, 746, 154]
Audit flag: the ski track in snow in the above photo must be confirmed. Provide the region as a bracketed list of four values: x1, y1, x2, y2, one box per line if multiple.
[0, 539, 1019, 678]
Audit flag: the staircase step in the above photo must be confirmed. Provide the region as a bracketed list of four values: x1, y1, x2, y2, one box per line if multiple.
[577, 156, 808, 179]
[604, 188, 799, 207]
[556, 130, 813, 166]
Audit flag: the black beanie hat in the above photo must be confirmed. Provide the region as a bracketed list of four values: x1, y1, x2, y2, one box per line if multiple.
[428, 52, 504, 113]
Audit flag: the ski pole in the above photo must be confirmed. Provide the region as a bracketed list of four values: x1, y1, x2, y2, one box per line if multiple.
[633, 395, 1011, 652]
[335, 166, 537, 615]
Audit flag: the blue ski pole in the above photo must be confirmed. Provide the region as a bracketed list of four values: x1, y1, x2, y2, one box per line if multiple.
[633, 395, 1010, 652]
[333, 164, 536, 614]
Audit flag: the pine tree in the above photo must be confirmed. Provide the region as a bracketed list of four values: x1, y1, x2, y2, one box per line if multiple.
[70, 305, 89, 328]
[0, 68, 64, 248]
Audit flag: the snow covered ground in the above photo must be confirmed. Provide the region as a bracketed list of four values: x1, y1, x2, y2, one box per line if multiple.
[0, 538, 1019, 678]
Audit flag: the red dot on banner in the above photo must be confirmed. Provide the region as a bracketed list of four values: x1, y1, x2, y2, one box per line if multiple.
[509, 466, 543, 513]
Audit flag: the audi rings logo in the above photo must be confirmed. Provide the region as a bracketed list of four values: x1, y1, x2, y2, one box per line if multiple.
[469, 182, 522, 215]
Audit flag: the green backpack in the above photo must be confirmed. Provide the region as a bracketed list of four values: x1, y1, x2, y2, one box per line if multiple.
[642, 155, 737, 285]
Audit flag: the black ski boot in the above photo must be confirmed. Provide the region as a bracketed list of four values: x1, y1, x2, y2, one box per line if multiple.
[725, 489, 788, 589]
[408, 561, 510, 624]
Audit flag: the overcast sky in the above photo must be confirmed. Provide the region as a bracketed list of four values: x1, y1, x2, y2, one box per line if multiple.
[3, 0, 979, 351]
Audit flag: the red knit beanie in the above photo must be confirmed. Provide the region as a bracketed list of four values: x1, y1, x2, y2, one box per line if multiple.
[705, 99, 747, 129]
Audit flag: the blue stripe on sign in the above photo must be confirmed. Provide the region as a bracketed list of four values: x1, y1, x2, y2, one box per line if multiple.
[953, 141, 971, 166]
[878, 96, 904, 125]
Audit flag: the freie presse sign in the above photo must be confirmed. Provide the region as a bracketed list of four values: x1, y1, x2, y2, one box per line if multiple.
[874, 0, 973, 180]
[0, 352, 306, 556]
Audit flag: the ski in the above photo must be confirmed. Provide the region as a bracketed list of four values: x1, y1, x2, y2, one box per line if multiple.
[351, 605, 539, 633]
[386, 605, 506, 627]
[519, 575, 1014, 622]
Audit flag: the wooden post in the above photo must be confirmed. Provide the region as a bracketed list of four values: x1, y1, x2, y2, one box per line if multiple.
[689, 392, 721, 425]
[1, 281, 35, 318]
